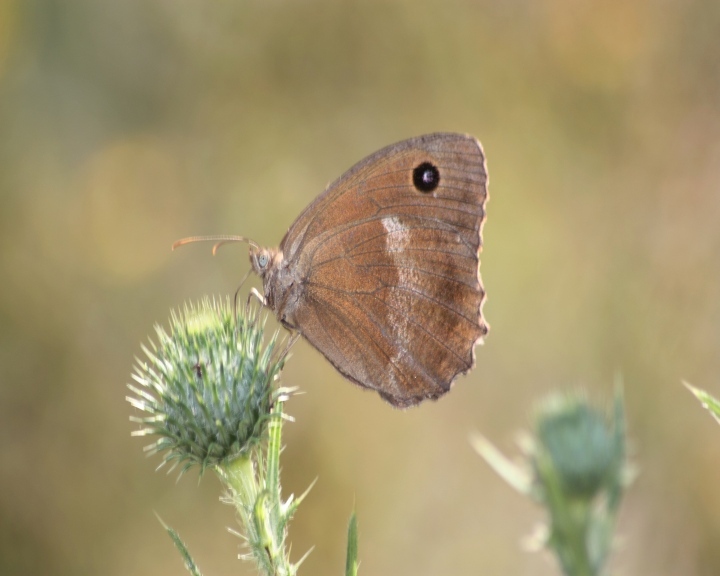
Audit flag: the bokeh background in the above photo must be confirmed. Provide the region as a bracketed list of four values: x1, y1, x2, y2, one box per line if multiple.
[1, 1, 719, 574]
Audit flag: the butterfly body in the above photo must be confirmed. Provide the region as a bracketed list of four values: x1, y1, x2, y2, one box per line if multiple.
[249, 133, 488, 408]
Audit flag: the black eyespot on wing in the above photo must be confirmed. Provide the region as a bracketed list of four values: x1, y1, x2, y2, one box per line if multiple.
[412, 162, 440, 193]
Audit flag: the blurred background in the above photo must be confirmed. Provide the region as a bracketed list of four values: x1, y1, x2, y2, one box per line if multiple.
[1, 1, 719, 574]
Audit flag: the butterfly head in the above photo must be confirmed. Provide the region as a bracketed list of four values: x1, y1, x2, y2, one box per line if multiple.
[249, 245, 280, 280]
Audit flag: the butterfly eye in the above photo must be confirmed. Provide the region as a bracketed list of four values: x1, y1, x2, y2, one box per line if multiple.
[412, 162, 440, 193]
[257, 254, 269, 268]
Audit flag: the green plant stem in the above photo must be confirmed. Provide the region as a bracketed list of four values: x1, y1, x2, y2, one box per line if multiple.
[223, 454, 258, 517]
[217, 403, 298, 576]
[537, 453, 590, 576]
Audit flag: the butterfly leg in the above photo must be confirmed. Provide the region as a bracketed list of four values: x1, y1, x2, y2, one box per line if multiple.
[248, 287, 267, 307]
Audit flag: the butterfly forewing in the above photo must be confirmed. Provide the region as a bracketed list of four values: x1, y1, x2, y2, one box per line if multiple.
[282, 133, 488, 407]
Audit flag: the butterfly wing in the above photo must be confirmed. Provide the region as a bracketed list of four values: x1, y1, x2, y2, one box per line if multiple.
[281, 133, 488, 407]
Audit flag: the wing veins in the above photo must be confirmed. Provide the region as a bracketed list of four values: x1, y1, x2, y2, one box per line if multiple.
[307, 212, 478, 265]
[341, 226, 476, 258]
[314, 248, 477, 271]
[378, 200, 483, 219]
[360, 262, 480, 288]
[310, 290, 414, 390]
[307, 280, 479, 327]
[370, 294, 471, 368]
[310, 286, 448, 392]
[358, 182, 486, 208]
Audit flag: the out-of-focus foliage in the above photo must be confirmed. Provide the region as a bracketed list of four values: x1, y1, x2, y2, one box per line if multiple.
[1, 1, 719, 575]
[686, 383, 720, 426]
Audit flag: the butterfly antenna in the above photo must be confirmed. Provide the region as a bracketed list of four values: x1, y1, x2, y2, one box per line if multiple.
[172, 235, 260, 255]
[172, 236, 262, 320]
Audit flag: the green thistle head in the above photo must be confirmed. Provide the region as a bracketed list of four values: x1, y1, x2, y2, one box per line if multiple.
[127, 297, 293, 475]
[533, 393, 624, 501]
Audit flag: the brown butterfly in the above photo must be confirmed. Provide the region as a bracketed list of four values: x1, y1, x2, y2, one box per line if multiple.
[176, 133, 488, 407]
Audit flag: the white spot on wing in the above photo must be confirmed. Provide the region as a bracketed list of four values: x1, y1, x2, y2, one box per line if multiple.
[381, 216, 418, 391]
[382, 216, 410, 251]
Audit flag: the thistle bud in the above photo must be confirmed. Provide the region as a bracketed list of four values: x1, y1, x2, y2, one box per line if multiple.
[534, 395, 622, 500]
[127, 298, 291, 475]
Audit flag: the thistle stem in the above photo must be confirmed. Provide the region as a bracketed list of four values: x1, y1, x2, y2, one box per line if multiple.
[216, 403, 297, 576]
[222, 455, 258, 515]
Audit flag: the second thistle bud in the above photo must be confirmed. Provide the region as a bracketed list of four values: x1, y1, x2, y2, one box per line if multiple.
[535, 395, 621, 500]
[474, 388, 630, 576]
